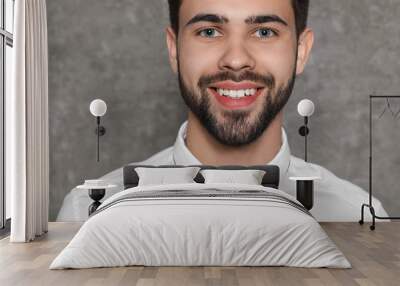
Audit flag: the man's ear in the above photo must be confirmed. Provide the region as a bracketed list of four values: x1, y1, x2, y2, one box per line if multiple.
[296, 28, 314, 75]
[166, 26, 178, 74]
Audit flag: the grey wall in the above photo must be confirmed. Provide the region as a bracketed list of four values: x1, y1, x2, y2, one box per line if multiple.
[47, 0, 400, 220]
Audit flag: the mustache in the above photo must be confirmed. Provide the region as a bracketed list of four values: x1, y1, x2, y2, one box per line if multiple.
[198, 70, 275, 90]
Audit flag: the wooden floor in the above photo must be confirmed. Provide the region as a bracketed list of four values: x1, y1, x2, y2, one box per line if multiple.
[0, 222, 399, 286]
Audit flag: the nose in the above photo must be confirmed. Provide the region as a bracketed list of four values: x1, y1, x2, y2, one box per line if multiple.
[217, 40, 256, 72]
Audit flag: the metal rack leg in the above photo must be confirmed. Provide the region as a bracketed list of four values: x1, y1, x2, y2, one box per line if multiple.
[359, 204, 376, 230]
[360, 203, 400, 230]
[369, 206, 376, 231]
[359, 204, 366, 225]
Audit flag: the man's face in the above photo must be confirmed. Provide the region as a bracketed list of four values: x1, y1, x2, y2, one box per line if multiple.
[166, 0, 313, 146]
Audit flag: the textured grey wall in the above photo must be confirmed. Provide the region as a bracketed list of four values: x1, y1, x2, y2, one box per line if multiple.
[47, 0, 400, 220]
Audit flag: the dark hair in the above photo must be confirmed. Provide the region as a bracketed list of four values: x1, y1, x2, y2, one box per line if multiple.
[167, 0, 309, 38]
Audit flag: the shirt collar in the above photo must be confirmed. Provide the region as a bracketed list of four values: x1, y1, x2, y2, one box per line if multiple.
[172, 120, 291, 177]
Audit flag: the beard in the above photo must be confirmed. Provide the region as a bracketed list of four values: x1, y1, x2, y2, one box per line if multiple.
[177, 65, 296, 147]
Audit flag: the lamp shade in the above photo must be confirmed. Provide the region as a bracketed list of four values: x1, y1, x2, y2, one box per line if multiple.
[89, 99, 107, 117]
[297, 99, 315, 117]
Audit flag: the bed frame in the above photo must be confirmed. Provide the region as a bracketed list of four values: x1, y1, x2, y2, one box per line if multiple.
[123, 165, 280, 190]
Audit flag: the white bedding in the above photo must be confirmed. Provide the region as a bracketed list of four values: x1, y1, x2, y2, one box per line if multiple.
[50, 183, 351, 269]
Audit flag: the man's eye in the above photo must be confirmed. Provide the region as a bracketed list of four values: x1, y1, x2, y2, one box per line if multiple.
[254, 28, 277, 39]
[198, 28, 222, 38]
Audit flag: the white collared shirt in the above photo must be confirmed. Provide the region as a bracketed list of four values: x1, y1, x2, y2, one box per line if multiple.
[57, 121, 388, 222]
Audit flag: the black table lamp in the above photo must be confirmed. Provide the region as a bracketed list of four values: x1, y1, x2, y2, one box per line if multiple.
[297, 99, 315, 162]
[89, 99, 107, 162]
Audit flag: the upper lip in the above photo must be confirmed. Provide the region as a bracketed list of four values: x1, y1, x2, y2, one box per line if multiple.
[209, 81, 264, 90]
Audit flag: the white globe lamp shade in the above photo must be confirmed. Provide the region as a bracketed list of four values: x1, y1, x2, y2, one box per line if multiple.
[90, 99, 107, 117]
[297, 99, 315, 117]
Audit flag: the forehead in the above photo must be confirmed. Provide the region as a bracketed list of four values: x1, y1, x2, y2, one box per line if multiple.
[180, 0, 294, 26]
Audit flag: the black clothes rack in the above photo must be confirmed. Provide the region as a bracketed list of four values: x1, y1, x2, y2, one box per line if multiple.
[360, 95, 400, 230]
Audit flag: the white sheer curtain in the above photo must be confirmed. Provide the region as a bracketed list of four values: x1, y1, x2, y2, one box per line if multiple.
[7, 0, 49, 242]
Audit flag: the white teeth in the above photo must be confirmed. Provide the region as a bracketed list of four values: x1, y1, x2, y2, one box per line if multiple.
[216, 88, 257, 98]
[238, 90, 245, 97]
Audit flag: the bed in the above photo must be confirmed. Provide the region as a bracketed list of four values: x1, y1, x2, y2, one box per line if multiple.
[49, 165, 351, 269]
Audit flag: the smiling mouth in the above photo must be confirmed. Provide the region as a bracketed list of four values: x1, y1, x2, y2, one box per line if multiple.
[207, 87, 265, 110]
[208, 87, 265, 99]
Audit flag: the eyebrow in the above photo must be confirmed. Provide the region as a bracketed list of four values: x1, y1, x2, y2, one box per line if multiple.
[185, 13, 288, 28]
[185, 14, 228, 27]
[245, 15, 288, 26]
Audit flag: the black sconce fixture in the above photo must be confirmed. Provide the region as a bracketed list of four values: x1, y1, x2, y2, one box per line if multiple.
[89, 99, 107, 162]
[297, 99, 315, 162]
[291, 99, 319, 212]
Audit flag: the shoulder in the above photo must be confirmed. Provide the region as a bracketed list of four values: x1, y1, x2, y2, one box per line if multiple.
[57, 146, 175, 221]
[290, 155, 358, 192]
[101, 146, 174, 181]
[290, 155, 363, 196]
[289, 155, 388, 217]
[138, 146, 174, 165]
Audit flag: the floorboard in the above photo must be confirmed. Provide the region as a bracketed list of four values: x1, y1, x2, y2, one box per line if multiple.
[0, 222, 399, 286]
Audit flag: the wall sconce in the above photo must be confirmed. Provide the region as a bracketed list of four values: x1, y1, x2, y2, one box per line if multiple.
[297, 99, 315, 162]
[89, 99, 107, 162]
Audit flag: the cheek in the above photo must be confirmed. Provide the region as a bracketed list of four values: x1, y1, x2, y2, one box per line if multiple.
[179, 39, 221, 89]
[251, 42, 297, 83]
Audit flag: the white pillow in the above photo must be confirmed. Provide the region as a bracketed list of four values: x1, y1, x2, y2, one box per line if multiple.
[135, 167, 201, 186]
[200, 169, 266, 185]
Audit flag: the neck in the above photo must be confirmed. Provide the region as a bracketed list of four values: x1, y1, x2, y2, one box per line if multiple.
[185, 111, 283, 166]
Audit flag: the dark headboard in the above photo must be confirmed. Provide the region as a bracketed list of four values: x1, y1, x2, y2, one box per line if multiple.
[123, 165, 280, 189]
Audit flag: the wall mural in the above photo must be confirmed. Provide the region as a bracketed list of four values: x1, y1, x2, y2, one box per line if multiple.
[47, 0, 400, 221]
